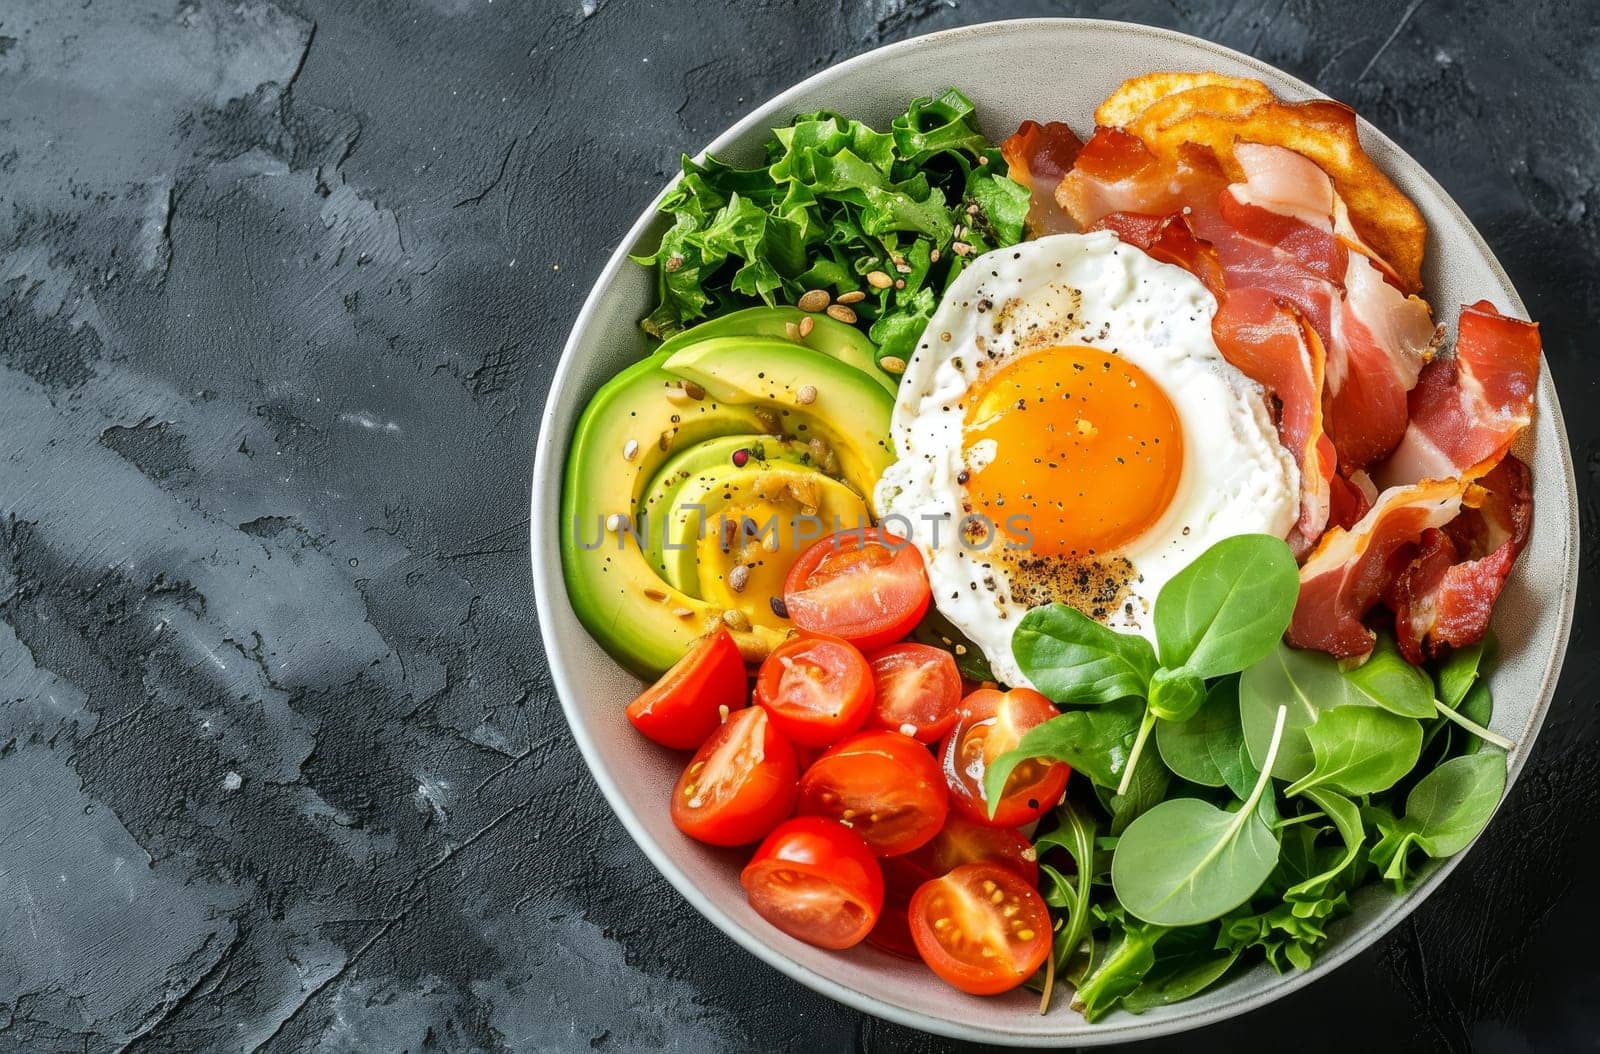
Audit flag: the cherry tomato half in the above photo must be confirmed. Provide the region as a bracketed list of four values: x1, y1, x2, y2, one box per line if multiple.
[865, 643, 962, 744]
[671, 705, 798, 847]
[782, 529, 932, 652]
[910, 862, 1052, 995]
[754, 634, 873, 748]
[865, 853, 935, 960]
[798, 730, 948, 856]
[940, 688, 1070, 828]
[626, 627, 748, 750]
[740, 816, 884, 950]
[908, 812, 1040, 885]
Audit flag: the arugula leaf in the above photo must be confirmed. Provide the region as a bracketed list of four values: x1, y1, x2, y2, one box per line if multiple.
[1369, 749, 1507, 888]
[1284, 705, 1423, 798]
[1152, 534, 1300, 677]
[1110, 706, 1288, 926]
[1283, 788, 1364, 903]
[1012, 603, 1158, 705]
[1155, 676, 1245, 788]
[985, 699, 1144, 803]
[1119, 927, 1243, 1014]
[1033, 799, 1099, 1011]
[1071, 905, 1166, 1022]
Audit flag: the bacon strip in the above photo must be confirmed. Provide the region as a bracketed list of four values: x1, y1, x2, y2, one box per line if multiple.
[1287, 476, 1471, 657]
[1087, 211, 1225, 297]
[1380, 301, 1542, 487]
[1211, 288, 1336, 556]
[1388, 456, 1532, 663]
[1000, 120, 1084, 235]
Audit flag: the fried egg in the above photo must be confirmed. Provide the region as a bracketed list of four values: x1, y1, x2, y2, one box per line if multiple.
[875, 231, 1297, 687]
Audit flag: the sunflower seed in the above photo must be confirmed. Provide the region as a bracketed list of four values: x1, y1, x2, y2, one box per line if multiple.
[837, 290, 866, 305]
[797, 289, 830, 312]
[798, 315, 814, 338]
[866, 270, 892, 289]
[826, 304, 857, 324]
[796, 384, 817, 405]
[727, 564, 750, 593]
[880, 356, 907, 374]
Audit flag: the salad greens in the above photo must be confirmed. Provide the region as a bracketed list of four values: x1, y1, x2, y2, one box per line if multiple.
[1000, 534, 1514, 1021]
[633, 89, 1029, 364]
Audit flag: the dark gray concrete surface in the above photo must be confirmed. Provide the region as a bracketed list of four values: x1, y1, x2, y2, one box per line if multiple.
[0, 1, 1594, 1051]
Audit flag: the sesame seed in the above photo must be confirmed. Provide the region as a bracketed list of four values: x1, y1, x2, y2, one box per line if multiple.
[622, 439, 639, 461]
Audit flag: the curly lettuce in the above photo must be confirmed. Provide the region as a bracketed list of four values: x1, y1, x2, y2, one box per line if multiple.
[632, 88, 1028, 365]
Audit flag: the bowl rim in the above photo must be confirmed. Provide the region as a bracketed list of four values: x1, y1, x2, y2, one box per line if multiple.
[530, 16, 1579, 1045]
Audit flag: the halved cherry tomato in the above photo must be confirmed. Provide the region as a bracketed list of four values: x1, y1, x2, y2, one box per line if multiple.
[671, 705, 798, 846]
[754, 634, 873, 747]
[782, 529, 931, 651]
[940, 688, 1070, 828]
[865, 643, 962, 743]
[626, 627, 747, 750]
[907, 812, 1039, 885]
[909, 862, 1051, 995]
[797, 730, 948, 856]
[740, 816, 884, 950]
[865, 853, 934, 960]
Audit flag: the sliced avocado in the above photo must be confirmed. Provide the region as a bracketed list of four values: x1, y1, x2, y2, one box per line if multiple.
[663, 337, 896, 511]
[654, 307, 897, 396]
[560, 354, 790, 675]
[638, 435, 813, 579]
[659, 465, 868, 606]
[681, 470, 870, 626]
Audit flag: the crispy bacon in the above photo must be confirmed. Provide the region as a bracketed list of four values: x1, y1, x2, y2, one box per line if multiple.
[1287, 476, 1472, 657]
[1380, 301, 1542, 487]
[1001, 120, 1084, 235]
[1087, 211, 1225, 297]
[1211, 288, 1336, 556]
[1056, 128, 1216, 227]
[1388, 456, 1532, 662]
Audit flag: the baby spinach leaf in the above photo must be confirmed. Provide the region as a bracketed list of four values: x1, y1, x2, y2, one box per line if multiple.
[985, 700, 1143, 805]
[1437, 637, 1490, 709]
[1152, 534, 1300, 677]
[1285, 705, 1423, 798]
[1457, 682, 1494, 757]
[1147, 667, 1207, 723]
[1013, 603, 1158, 705]
[1283, 788, 1363, 903]
[1097, 749, 1173, 836]
[1155, 677, 1245, 788]
[1111, 707, 1288, 926]
[1370, 749, 1507, 886]
[1119, 927, 1242, 1014]
[1345, 634, 1437, 719]
[1240, 642, 1373, 781]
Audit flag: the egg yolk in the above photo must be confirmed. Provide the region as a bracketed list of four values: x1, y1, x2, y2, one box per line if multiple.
[962, 347, 1183, 557]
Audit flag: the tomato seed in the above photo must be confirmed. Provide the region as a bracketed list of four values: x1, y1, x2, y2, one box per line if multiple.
[1016, 928, 1034, 941]
[990, 889, 1005, 904]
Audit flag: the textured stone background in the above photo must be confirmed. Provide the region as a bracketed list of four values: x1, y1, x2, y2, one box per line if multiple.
[0, 1, 1594, 1051]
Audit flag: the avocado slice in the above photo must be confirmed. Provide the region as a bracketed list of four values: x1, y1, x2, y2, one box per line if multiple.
[658, 465, 869, 606]
[560, 353, 790, 675]
[654, 307, 897, 396]
[663, 337, 896, 511]
[562, 330, 898, 677]
[638, 434, 813, 579]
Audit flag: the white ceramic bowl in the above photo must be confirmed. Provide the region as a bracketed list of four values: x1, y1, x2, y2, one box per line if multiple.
[531, 18, 1578, 1045]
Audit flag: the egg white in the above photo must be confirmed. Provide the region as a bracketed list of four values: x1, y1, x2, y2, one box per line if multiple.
[875, 231, 1298, 688]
